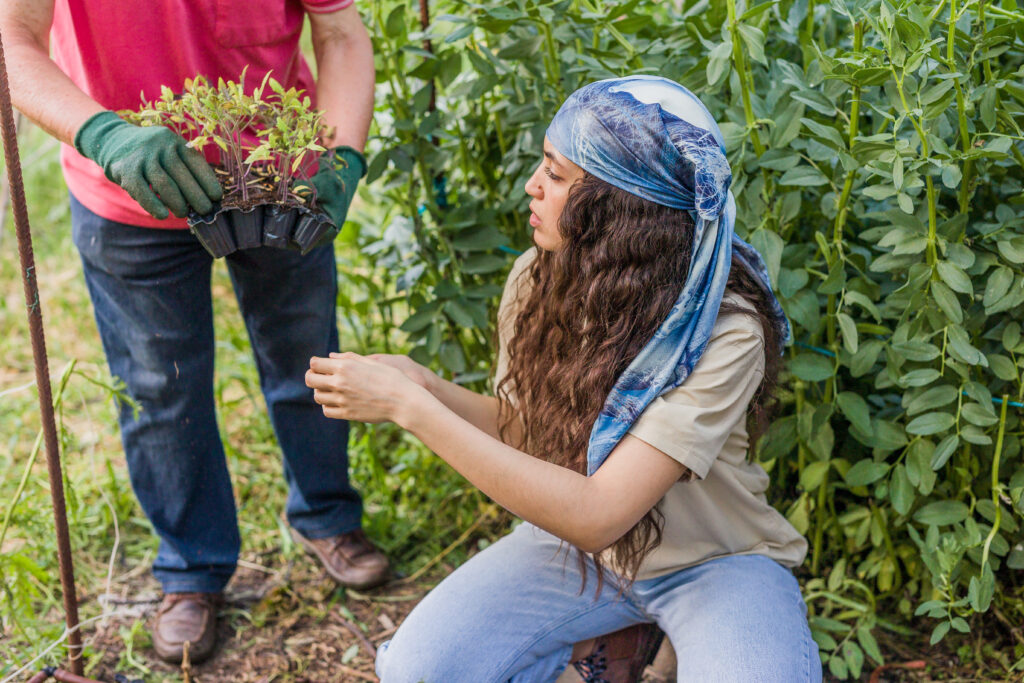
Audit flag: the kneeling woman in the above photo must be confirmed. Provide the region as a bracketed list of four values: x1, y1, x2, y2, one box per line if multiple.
[306, 76, 822, 682]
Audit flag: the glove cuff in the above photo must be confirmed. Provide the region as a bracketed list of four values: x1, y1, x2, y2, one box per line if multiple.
[73, 111, 128, 161]
[330, 146, 368, 179]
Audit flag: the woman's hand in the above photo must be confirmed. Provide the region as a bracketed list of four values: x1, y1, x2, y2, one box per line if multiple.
[334, 352, 438, 394]
[306, 352, 429, 424]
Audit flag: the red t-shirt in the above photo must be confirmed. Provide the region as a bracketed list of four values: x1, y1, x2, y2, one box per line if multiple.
[52, 0, 352, 228]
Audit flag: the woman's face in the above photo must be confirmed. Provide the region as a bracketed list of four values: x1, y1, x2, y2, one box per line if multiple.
[525, 137, 585, 251]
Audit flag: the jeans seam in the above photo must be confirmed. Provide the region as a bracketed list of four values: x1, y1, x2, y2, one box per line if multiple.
[492, 599, 635, 682]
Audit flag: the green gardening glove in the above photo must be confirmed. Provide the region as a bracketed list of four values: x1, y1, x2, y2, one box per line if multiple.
[296, 146, 366, 227]
[74, 111, 223, 219]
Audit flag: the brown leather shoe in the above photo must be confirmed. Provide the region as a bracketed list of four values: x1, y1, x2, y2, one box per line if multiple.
[151, 592, 222, 664]
[292, 528, 390, 589]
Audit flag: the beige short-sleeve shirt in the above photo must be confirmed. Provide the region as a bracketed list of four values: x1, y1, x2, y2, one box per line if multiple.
[495, 248, 807, 580]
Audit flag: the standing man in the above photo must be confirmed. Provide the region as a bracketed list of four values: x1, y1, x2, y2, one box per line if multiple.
[0, 0, 388, 664]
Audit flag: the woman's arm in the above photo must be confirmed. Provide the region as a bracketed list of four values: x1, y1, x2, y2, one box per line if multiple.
[307, 354, 687, 552]
[360, 353, 521, 443]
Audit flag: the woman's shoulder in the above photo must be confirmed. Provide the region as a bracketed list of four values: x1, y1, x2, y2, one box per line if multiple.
[713, 290, 766, 348]
[499, 247, 539, 311]
[508, 246, 539, 284]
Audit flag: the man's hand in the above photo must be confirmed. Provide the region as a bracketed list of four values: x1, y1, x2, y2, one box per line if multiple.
[74, 111, 222, 219]
[297, 146, 366, 227]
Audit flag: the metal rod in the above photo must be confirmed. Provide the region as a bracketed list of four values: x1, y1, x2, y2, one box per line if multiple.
[417, 0, 435, 113]
[52, 669, 105, 683]
[0, 29, 84, 675]
[25, 669, 105, 683]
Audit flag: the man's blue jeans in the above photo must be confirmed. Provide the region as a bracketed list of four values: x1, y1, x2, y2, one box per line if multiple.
[376, 523, 822, 682]
[71, 194, 363, 593]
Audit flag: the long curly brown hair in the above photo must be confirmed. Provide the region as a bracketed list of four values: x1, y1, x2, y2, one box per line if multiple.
[496, 173, 786, 590]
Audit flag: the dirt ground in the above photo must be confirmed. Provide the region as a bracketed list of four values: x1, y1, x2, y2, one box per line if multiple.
[38, 551, 1017, 683]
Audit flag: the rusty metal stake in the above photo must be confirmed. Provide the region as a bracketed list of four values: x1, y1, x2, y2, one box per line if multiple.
[26, 668, 106, 683]
[0, 29, 84, 675]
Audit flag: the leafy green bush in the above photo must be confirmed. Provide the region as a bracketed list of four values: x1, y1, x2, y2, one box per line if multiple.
[358, 0, 1024, 676]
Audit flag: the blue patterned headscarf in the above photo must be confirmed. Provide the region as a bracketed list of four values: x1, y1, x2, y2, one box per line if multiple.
[546, 75, 790, 475]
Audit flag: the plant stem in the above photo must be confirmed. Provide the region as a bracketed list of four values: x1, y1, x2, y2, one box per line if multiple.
[812, 463, 829, 575]
[947, 0, 974, 216]
[727, 0, 765, 156]
[979, 395, 1008, 572]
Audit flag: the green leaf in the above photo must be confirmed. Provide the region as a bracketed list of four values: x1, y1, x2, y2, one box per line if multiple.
[837, 313, 858, 353]
[983, 267, 1013, 309]
[779, 165, 829, 186]
[384, 5, 406, 38]
[968, 568, 995, 612]
[915, 501, 969, 526]
[891, 340, 940, 362]
[857, 626, 884, 666]
[445, 23, 476, 43]
[801, 117, 847, 150]
[997, 237, 1024, 263]
[738, 24, 767, 64]
[907, 385, 958, 415]
[828, 652, 849, 679]
[837, 392, 871, 434]
[930, 621, 951, 645]
[890, 464, 915, 515]
[873, 419, 908, 451]
[962, 403, 999, 427]
[899, 368, 940, 387]
[800, 460, 830, 490]
[850, 340, 883, 377]
[906, 440, 936, 494]
[988, 354, 1018, 381]
[906, 411, 956, 436]
[461, 253, 508, 274]
[452, 226, 508, 251]
[843, 641, 864, 680]
[444, 299, 477, 328]
[937, 261, 973, 295]
[706, 41, 732, 85]
[789, 354, 834, 381]
[947, 325, 983, 365]
[400, 307, 437, 333]
[439, 340, 467, 373]
[845, 460, 889, 487]
[749, 230, 784, 285]
[930, 281, 963, 324]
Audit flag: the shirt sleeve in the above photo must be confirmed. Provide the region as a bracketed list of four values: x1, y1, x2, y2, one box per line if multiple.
[302, 0, 354, 13]
[627, 315, 766, 480]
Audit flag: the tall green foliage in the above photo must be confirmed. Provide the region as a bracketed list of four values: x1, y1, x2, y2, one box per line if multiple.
[361, 0, 1024, 676]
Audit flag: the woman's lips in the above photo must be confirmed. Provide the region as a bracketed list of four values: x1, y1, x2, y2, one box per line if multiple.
[529, 213, 541, 227]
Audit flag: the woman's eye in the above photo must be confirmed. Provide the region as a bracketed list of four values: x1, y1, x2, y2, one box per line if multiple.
[544, 167, 561, 181]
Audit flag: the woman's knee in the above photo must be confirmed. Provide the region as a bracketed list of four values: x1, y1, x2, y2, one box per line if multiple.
[375, 635, 494, 683]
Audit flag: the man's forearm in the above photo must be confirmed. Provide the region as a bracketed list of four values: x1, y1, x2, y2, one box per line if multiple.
[0, 6, 103, 144]
[309, 7, 374, 151]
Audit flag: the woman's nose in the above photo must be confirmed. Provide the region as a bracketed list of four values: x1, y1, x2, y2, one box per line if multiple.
[525, 168, 543, 199]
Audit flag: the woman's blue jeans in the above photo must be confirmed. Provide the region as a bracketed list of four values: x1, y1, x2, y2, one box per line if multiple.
[70, 194, 363, 593]
[376, 523, 822, 683]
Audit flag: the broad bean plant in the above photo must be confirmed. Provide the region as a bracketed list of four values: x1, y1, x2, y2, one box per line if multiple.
[357, 0, 1024, 676]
